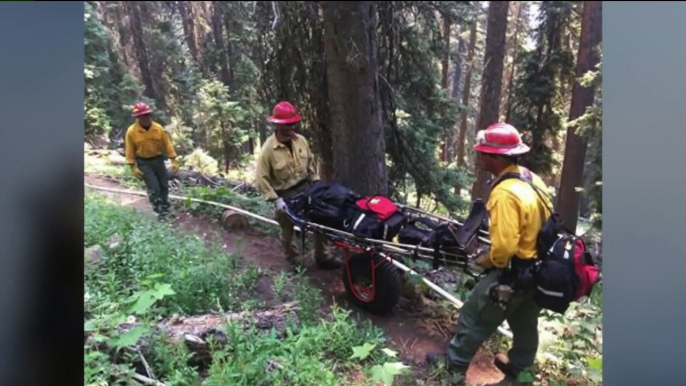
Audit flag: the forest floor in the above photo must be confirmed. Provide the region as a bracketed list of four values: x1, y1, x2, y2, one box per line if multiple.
[84, 173, 507, 385]
[84, 148, 602, 386]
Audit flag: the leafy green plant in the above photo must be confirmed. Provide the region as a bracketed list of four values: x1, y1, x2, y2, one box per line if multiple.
[84, 277, 178, 385]
[85, 193, 259, 315]
[182, 148, 221, 175]
[177, 186, 277, 235]
[202, 305, 387, 386]
[349, 342, 411, 386]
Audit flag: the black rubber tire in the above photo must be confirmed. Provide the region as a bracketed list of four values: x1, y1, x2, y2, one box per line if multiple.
[342, 253, 403, 316]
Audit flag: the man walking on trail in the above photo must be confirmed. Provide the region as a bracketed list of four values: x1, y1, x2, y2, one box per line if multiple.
[124, 102, 179, 221]
[254, 101, 341, 270]
[427, 123, 552, 386]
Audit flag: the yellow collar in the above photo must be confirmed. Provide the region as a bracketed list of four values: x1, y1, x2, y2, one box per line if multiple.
[135, 121, 157, 132]
[271, 133, 298, 150]
[495, 164, 521, 179]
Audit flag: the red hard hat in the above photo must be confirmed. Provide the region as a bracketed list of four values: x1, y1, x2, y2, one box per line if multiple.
[267, 101, 301, 124]
[132, 102, 152, 118]
[473, 123, 530, 156]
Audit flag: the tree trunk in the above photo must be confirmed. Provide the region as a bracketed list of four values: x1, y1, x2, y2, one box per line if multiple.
[224, 139, 231, 173]
[440, 14, 451, 162]
[178, 2, 205, 76]
[309, 2, 334, 182]
[211, 1, 232, 89]
[557, 1, 602, 232]
[447, 34, 465, 164]
[452, 35, 465, 101]
[221, 123, 230, 173]
[456, 22, 478, 173]
[222, 6, 236, 91]
[323, 1, 387, 196]
[111, 2, 134, 71]
[504, 2, 523, 122]
[471, 1, 509, 201]
[441, 15, 451, 91]
[126, 1, 158, 104]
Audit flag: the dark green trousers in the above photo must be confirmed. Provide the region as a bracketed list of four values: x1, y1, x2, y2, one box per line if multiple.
[274, 181, 327, 263]
[446, 269, 541, 374]
[136, 156, 170, 219]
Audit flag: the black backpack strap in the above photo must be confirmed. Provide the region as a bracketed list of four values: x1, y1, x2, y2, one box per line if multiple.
[492, 170, 553, 219]
[429, 222, 462, 270]
[492, 169, 578, 237]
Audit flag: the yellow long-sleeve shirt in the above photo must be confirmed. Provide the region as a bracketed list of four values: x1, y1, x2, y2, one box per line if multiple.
[124, 121, 177, 165]
[254, 133, 319, 201]
[487, 164, 553, 268]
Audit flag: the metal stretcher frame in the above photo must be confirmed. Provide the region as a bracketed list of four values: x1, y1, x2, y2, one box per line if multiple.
[282, 198, 494, 316]
[84, 182, 514, 338]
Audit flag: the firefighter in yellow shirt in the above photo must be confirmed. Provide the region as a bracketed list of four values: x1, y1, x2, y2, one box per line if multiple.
[427, 123, 553, 385]
[124, 102, 179, 221]
[254, 101, 341, 270]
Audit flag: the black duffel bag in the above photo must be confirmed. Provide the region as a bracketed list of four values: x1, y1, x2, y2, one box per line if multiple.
[297, 182, 360, 229]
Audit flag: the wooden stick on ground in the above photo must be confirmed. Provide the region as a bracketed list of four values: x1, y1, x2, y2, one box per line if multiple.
[136, 348, 156, 380]
[84, 183, 513, 339]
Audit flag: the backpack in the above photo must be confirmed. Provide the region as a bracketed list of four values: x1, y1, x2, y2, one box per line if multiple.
[398, 217, 443, 246]
[492, 169, 601, 314]
[398, 200, 489, 269]
[289, 182, 405, 241]
[294, 182, 361, 229]
[348, 196, 407, 241]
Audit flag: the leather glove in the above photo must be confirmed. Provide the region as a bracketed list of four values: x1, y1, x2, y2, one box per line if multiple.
[274, 197, 288, 213]
[131, 165, 143, 180]
[171, 158, 180, 174]
[488, 283, 515, 310]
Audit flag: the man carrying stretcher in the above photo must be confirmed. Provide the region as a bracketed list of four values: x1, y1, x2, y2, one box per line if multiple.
[254, 101, 342, 270]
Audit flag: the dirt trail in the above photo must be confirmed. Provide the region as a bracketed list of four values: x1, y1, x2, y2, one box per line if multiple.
[84, 174, 505, 385]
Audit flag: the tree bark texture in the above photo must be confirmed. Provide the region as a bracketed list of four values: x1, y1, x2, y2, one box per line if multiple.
[211, 1, 232, 89]
[178, 2, 207, 76]
[504, 1, 524, 122]
[557, 1, 602, 231]
[126, 1, 159, 105]
[322, 1, 387, 196]
[440, 14, 451, 162]
[309, 2, 334, 182]
[471, 1, 509, 200]
[456, 22, 478, 171]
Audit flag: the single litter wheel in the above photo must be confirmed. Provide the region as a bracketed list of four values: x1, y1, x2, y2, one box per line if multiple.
[342, 253, 402, 316]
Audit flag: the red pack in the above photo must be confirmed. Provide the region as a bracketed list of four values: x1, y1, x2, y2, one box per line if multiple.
[572, 238, 601, 301]
[356, 196, 398, 221]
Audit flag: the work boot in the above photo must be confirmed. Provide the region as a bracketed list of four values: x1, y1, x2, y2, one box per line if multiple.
[313, 248, 342, 270]
[491, 354, 528, 386]
[425, 353, 468, 385]
[494, 354, 517, 378]
[285, 245, 305, 272]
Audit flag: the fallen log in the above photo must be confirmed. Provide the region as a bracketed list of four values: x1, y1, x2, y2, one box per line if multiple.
[170, 170, 257, 193]
[86, 302, 301, 371]
[221, 209, 249, 231]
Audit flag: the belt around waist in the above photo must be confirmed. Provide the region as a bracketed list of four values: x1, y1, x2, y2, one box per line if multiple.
[136, 154, 164, 161]
[510, 255, 536, 268]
